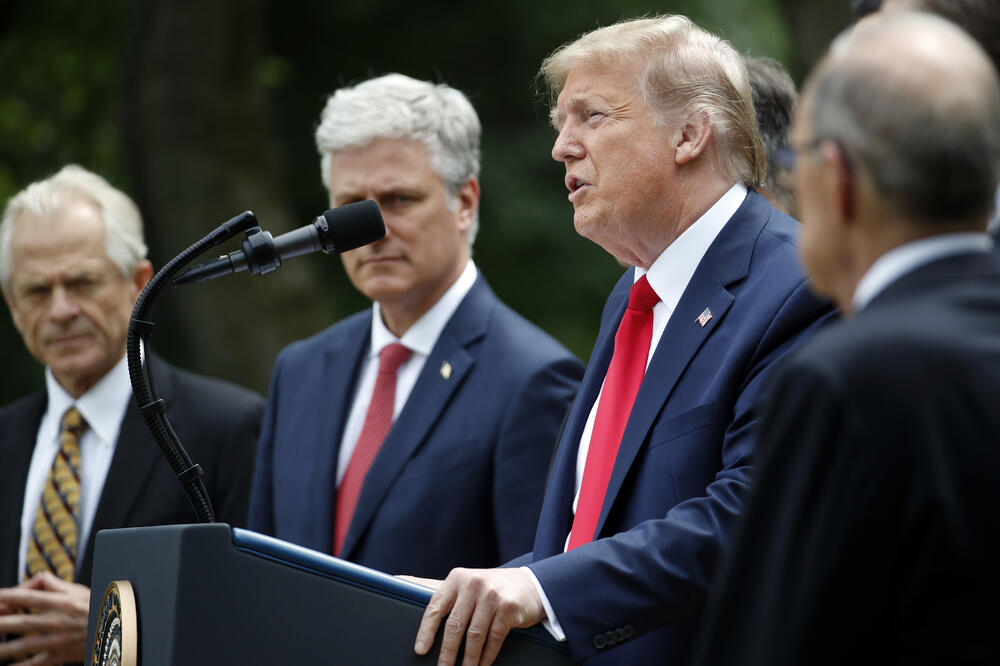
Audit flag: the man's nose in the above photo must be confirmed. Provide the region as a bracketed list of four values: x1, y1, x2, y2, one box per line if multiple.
[48, 286, 80, 322]
[551, 124, 584, 163]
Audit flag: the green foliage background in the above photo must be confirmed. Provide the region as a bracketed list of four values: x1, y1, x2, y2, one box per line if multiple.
[0, 0, 847, 404]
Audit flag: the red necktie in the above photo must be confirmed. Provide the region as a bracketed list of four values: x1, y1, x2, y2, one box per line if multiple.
[334, 342, 413, 556]
[568, 276, 659, 550]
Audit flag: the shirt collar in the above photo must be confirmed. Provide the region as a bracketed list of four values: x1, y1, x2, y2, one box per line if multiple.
[852, 232, 993, 312]
[369, 259, 478, 358]
[637, 182, 748, 309]
[44, 353, 134, 447]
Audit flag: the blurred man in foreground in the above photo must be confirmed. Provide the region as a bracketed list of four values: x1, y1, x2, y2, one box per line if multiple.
[248, 74, 582, 578]
[0, 165, 262, 665]
[693, 12, 1000, 665]
[412, 16, 831, 666]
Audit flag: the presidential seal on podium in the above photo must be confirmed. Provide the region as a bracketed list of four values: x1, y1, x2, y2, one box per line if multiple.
[91, 580, 137, 666]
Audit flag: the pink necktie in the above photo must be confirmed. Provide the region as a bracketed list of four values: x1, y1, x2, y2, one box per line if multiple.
[568, 276, 659, 550]
[334, 343, 413, 556]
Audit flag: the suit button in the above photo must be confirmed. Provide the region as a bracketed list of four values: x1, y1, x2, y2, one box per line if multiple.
[593, 634, 607, 649]
[614, 627, 627, 642]
[604, 630, 617, 645]
[623, 624, 635, 638]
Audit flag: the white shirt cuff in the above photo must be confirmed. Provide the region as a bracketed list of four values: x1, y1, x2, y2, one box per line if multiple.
[520, 567, 566, 642]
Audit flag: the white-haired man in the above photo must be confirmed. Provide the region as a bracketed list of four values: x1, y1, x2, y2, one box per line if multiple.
[693, 12, 1000, 665]
[247, 74, 583, 578]
[0, 165, 262, 665]
[411, 16, 833, 666]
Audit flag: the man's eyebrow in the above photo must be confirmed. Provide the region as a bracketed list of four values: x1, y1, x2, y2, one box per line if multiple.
[16, 276, 48, 292]
[549, 106, 563, 129]
[65, 268, 102, 281]
[550, 94, 586, 129]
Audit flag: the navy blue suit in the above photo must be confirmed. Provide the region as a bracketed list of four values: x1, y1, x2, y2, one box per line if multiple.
[248, 276, 583, 578]
[524, 191, 833, 664]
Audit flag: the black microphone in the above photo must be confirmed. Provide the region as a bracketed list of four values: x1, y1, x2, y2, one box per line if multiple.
[172, 200, 384, 285]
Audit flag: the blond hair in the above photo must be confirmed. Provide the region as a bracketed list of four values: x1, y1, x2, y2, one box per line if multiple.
[541, 16, 764, 187]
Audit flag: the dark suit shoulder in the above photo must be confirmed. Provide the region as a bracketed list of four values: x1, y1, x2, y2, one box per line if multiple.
[751, 215, 808, 276]
[758, 204, 801, 244]
[484, 297, 581, 367]
[157, 361, 264, 418]
[0, 390, 46, 422]
[792, 262, 1000, 380]
[274, 309, 370, 365]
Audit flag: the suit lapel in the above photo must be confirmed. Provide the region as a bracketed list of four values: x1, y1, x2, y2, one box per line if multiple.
[0, 393, 46, 585]
[593, 191, 771, 539]
[595, 280, 734, 537]
[338, 279, 492, 559]
[309, 319, 370, 552]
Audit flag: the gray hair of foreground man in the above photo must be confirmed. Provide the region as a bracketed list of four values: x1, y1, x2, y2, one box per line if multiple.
[315, 73, 482, 244]
[540, 15, 765, 188]
[0, 165, 148, 291]
[810, 12, 1000, 223]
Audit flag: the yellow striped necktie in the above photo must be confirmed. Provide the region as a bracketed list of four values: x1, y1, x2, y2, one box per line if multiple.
[25, 407, 86, 582]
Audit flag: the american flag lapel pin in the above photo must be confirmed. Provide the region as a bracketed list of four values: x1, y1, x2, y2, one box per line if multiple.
[696, 307, 713, 327]
[440, 361, 452, 380]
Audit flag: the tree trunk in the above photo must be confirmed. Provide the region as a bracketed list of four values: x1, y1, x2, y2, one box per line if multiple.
[121, 0, 331, 393]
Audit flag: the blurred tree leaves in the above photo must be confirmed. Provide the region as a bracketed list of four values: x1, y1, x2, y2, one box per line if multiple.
[0, 0, 128, 401]
[0, 0, 846, 405]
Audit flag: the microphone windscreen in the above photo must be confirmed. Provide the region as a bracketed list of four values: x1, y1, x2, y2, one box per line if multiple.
[322, 200, 386, 253]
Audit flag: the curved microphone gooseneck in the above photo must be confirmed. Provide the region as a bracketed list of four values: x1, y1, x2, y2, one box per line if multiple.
[126, 201, 385, 523]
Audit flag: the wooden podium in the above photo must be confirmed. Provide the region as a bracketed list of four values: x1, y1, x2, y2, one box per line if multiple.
[85, 524, 573, 665]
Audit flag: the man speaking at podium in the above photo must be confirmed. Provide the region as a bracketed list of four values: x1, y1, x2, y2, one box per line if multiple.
[0, 166, 263, 665]
[413, 16, 832, 665]
[247, 74, 583, 578]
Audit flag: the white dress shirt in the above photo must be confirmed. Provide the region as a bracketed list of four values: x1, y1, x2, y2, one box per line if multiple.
[336, 259, 478, 485]
[18, 354, 134, 580]
[852, 232, 994, 313]
[529, 183, 748, 640]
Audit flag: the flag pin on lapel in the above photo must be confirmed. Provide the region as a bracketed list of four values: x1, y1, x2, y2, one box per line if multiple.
[440, 361, 452, 380]
[696, 307, 713, 327]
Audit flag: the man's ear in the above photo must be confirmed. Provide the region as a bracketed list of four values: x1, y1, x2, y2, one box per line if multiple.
[131, 259, 154, 297]
[455, 177, 481, 234]
[674, 111, 713, 166]
[822, 141, 857, 223]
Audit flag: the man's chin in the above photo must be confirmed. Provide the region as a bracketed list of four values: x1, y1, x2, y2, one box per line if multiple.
[355, 275, 414, 302]
[47, 354, 107, 389]
[572, 210, 604, 240]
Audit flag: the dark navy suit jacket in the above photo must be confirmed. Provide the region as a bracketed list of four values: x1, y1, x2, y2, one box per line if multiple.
[524, 191, 833, 664]
[692, 249, 1000, 666]
[248, 276, 583, 578]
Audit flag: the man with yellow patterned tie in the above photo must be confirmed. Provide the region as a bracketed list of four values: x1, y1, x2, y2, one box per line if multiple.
[0, 165, 263, 665]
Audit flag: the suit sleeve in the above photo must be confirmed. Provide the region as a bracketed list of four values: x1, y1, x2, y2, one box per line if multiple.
[247, 354, 285, 535]
[493, 356, 583, 563]
[528, 280, 834, 661]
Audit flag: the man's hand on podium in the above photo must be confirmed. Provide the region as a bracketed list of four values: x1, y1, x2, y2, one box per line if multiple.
[0, 572, 90, 665]
[411, 567, 544, 666]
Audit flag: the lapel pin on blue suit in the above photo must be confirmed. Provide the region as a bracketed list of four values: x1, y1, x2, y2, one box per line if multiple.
[440, 361, 452, 380]
[696, 307, 713, 327]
